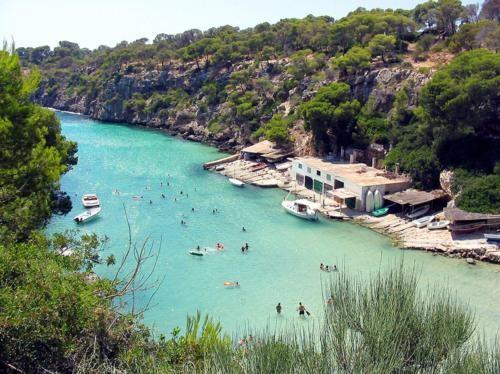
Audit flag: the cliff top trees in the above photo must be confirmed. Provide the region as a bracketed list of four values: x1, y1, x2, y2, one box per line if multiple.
[368, 34, 397, 62]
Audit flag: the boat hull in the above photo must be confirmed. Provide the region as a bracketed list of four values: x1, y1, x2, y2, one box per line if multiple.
[484, 234, 500, 242]
[281, 201, 318, 220]
[74, 207, 101, 223]
[229, 178, 245, 187]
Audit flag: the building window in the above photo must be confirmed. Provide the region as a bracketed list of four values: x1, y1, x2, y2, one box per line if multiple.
[326, 174, 332, 181]
[307, 167, 311, 174]
[316, 170, 321, 177]
[298, 163, 302, 169]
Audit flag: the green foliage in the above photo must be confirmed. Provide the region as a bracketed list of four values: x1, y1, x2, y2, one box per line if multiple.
[356, 95, 389, 145]
[454, 171, 500, 214]
[252, 114, 294, 145]
[333, 46, 371, 76]
[300, 83, 360, 151]
[449, 20, 500, 53]
[0, 51, 76, 240]
[369, 34, 397, 62]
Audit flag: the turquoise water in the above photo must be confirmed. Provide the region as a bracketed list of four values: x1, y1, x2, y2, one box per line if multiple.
[47, 112, 500, 339]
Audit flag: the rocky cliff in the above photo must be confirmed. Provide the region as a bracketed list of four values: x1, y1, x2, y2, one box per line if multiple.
[33, 58, 430, 154]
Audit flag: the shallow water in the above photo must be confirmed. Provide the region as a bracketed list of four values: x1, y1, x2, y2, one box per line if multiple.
[47, 112, 500, 340]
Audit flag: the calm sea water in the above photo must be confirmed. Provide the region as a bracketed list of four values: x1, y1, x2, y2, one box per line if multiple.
[47, 112, 500, 340]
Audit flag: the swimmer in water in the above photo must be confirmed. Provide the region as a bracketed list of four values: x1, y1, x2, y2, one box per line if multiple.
[242, 226, 246, 232]
[149, 200, 152, 204]
[245, 243, 249, 250]
[161, 194, 165, 199]
[192, 207, 195, 212]
[276, 302, 282, 314]
[320, 263, 324, 270]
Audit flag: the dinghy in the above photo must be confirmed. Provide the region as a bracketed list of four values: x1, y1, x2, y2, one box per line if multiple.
[412, 215, 435, 228]
[428, 220, 449, 230]
[74, 207, 101, 223]
[372, 207, 389, 217]
[406, 205, 430, 219]
[81, 193, 100, 208]
[229, 178, 245, 187]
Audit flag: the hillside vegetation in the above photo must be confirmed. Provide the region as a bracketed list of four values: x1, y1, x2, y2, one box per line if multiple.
[18, 1, 499, 212]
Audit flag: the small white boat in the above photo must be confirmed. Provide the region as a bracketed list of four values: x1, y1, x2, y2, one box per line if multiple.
[484, 233, 500, 242]
[74, 207, 101, 223]
[413, 215, 435, 228]
[374, 190, 383, 210]
[406, 205, 430, 219]
[428, 220, 450, 230]
[282, 199, 318, 220]
[82, 193, 100, 208]
[229, 178, 245, 187]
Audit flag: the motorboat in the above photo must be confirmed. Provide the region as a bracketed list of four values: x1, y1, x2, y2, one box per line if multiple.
[413, 215, 435, 228]
[229, 178, 245, 187]
[81, 193, 100, 208]
[484, 233, 500, 242]
[406, 205, 430, 219]
[428, 220, 450, 230]
[74, 207, 101, 223]
[282, 199, 319, 220]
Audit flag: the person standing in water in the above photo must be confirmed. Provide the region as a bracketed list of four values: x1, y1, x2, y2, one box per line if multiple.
[276, 302, 282, 314]
[297, 302, 309, 316]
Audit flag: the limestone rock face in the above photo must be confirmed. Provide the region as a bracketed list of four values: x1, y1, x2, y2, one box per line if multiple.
[33, 59, 432, 154]
[440, 170, 457, 207]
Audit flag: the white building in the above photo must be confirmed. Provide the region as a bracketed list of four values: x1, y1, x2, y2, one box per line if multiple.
[291, 157, 411, 211]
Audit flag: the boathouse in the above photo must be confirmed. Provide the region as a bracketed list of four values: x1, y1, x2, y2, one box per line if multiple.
[444, 208, 500, 233]
[240, 141, 292, 163]
[291, 157, 411, 211]
[383, 189, 448, 214]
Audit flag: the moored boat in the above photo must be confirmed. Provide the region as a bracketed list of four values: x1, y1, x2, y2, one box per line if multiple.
[484, 233, 500, 242]
[74, 207, 101, 223]
[82, 193, 100, 208]
[406, 205, 430, 219]
[282, 199, 318, 220]
[374, 190, 382, 210]
[413, 215, 435, 228]
[372, 207, 389, 217]
[428, 220, 450, 230]
[229, 178, 245, 187]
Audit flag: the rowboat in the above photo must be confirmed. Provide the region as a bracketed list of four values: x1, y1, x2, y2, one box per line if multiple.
[372, 207, 389, 217]
[413, 215, 435, 228]
[74, 207, 101, 223]
[428, 220, 449, 230]
[282, 199, 318, 220]
[365, 191, 374, 213]
[229, 178, 245, 187]
[484, 233, 500, 242]
[81, 193, 100, 208]
[406, 205, 430, 219]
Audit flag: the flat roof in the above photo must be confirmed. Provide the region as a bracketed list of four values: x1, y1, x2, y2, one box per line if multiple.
[295, 157, 410, 187]
[384, 189, 447, 206]
[241, 140, 276, 154]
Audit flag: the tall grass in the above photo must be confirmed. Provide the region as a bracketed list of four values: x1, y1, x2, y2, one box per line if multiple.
[117, 264, 498, 373]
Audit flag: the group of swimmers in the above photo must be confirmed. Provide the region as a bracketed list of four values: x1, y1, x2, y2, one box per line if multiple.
[241, 242, 249, 253]
[320, 263, 338, 272]
[275, 302, 311, 316]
